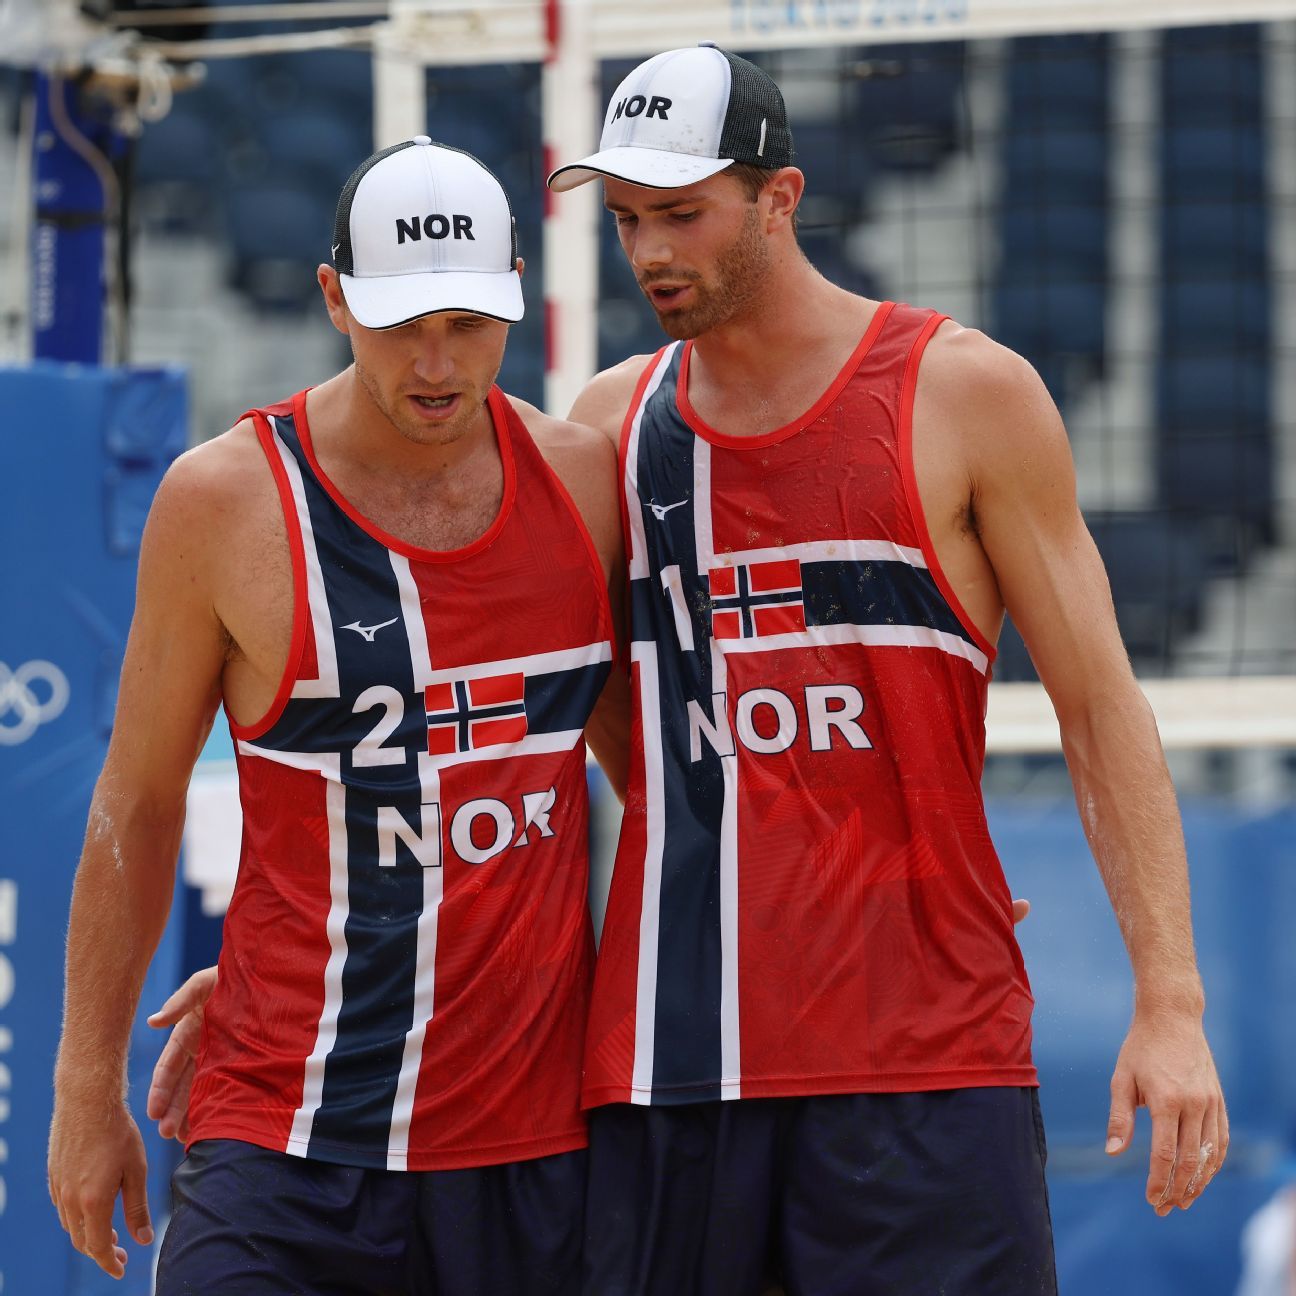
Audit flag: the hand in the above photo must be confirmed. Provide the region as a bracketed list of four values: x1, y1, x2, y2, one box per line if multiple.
[1012, 898, 1030, 924]
[146, 965, 218, 1142]
[1105, 1008, 1229, 1214]
[48, 1093, 153, 1278]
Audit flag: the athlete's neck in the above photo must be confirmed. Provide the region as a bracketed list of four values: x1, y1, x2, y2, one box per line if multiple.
[686, 265, 881, 436]
[306, 369, 498, 483]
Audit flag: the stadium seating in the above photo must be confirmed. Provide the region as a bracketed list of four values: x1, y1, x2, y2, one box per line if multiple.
[1157, 23, 1272, 566]
[851, 41, 967, 172]
[994, 36, 1111, 410]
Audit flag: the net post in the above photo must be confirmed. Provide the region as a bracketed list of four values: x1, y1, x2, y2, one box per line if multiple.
[372, 4, 427, 148]
[543, 0, 599, 418]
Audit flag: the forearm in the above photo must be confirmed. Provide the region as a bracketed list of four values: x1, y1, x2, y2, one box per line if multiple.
[1059, 688, 1203, 1016]
[55, 779, 184, 1103]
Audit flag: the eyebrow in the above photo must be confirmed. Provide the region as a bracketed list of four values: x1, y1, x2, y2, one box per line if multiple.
[603, 195, 703, 213]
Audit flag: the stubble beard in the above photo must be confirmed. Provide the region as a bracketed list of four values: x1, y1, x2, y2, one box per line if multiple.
[354, 357, 489, 449]
[643, 206, 772, 341]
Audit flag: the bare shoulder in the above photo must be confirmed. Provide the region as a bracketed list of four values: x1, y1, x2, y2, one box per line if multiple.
[566, 354, 657, 443]
[506, 396, 615, 475]
[145, 418, 278, 562]
[159, 418, 266, 506]
[918, 319, 1068, 467]
[922, 320, 1047, 410]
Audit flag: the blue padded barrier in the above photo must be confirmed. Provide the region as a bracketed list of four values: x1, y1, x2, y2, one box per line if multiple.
[0, 363, 187, 1295]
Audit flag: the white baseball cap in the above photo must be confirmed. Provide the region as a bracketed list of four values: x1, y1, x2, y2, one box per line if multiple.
[547, 43, 793, 192]
[332, 137, 523, 329]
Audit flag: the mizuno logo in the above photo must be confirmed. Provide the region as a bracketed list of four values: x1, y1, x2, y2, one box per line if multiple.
[342, 617, 399, 642]
[648, 498, 688, 520]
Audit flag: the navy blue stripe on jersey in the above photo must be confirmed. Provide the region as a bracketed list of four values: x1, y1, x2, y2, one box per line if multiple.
[801, 559, 973, 643]
[633, 559, 974, 648]
[262, 414, 430, 1165]
[526, 663, 613, 736]
[630, 350, 726, 1101]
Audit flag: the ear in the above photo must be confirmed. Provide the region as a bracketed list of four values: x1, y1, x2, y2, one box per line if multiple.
[516, 256, 525, 278]
[764, 167, 805, 233]
[318, 265, 351, 337]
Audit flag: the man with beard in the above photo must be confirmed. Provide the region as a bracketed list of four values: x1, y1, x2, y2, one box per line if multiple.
[545, 43, 1228, 1295]
[48, 138, 624, 1294]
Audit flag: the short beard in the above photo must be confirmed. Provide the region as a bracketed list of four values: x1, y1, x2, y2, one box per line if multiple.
[353, 354, 491, 448]
[642, 205, 772, 340]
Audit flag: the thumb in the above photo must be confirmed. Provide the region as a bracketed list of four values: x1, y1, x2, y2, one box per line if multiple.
[147, 966, 217, 1028]
[1107, 1068, 1137, 1155]
[121, 1158, 154, 1248]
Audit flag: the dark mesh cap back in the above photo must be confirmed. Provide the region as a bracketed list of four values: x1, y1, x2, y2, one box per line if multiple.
[717, 49, 794, 169]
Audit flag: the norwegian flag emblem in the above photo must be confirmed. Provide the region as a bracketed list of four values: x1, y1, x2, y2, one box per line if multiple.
[708, 559, 806, 640]
[425, 673, 528, 755]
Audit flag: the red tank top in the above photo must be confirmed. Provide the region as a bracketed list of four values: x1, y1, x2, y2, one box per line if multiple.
[187, 388, 613, 1168]
[586, 301, 1036, 1107]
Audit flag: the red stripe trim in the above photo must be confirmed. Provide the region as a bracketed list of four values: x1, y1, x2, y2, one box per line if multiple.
[291, 387, 518, 564]
[676, 301, 896, 450]
[897, 315, 997, 665]
[545, 0, 559, 56]
[227, 408, 310, 740]
[504, 394, 617, 654]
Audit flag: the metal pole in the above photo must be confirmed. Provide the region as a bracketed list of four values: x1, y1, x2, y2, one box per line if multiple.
[542, 0, 599, 417]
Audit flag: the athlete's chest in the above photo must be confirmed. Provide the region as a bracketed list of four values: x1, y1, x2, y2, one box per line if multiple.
[324, 471, 505, 554]
[635, 419, 908, 564]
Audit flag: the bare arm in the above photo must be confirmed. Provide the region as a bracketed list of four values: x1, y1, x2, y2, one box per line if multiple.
[48, 450, 230, 1277]
[926, 331, 1225, 1213]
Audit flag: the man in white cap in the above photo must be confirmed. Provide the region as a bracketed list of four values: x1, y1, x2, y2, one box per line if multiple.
[47, 137, 625, 1294]
[548, 42, 1228, 1295]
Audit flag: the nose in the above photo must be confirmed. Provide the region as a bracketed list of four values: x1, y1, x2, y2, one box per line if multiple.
[410, 324, 454, 385]
[630, 224, 673, 273]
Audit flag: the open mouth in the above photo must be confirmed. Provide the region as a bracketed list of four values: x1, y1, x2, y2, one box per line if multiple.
[645, 283, 693, 308]
[410, 393, 460, 415]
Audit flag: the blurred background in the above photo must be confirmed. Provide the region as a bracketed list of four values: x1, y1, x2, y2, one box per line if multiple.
[1, 2, 1294, 1293]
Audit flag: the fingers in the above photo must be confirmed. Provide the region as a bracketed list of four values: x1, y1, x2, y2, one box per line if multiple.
[1159, 1097, 1208, 1213]
[81, 1199, 127, 1279]
[1011, 898, 1031, 925]
[146, 1014, 202, 1130]
[121, 1157, 155, 1248]
[151, 1052, 195, 1142]
[1182, 1094, 1229, 1209]
[1146, 1103, 1180, 1215]
[1106, 1067, 1136, 1157]
[146, 965, 218, 1029]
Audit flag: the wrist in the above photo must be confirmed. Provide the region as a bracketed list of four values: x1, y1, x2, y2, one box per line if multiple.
[1132, 975, 1205, 1021]
[54, 1054, 128, 1105]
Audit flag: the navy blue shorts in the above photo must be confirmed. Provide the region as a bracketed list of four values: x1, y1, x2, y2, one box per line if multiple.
[155, 1138, 586, 1295]
[584, 1088, 1057, 1296]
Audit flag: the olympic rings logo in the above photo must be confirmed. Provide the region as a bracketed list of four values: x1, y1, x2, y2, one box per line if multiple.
[0, 660, 70, 746]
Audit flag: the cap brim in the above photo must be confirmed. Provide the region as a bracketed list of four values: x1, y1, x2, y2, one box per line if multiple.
[547, 146, 734, 192]
[339, 269, 524, 329]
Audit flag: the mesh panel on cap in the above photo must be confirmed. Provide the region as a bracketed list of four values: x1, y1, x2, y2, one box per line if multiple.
[717, 50, 794, 169]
